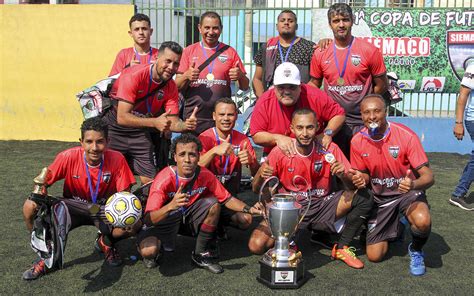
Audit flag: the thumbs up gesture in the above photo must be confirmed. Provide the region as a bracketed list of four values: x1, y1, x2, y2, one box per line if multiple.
[260, 159, 274, 179]
[154, 109, 172, 132]
[213, 134, 233, 156]
[186, 60, 200, 81]
[237, 141, 253, 166]
[229, 62, 242, 81]
[185, 106, 198, 131]
[349, 168, 366, 189]
[169, 184, 189, 211]
[398, 169, 413, 193]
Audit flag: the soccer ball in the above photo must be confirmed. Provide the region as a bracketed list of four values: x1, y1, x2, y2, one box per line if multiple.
[104, 192, 142, 228]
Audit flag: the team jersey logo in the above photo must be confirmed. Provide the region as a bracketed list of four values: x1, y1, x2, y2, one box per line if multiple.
[218, 54, 228, 63]
[388, 146, 400, 159]
[73, 175, 80, 179]
[313, 160, 323, 173]
[103, 172, 111, 184]
[351, 54, 361, 66]
[288, 167, 294, 172]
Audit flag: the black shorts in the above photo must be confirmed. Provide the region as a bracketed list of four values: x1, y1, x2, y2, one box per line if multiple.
[298, 190, 345, 234]
[62, 198, 113, 236]
[107, 125, 157, 179]
[366, 190, 428, 245]
[137, 197, 218, 243]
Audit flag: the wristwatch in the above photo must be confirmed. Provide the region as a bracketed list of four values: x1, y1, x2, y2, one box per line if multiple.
[324, 129, 334, 137]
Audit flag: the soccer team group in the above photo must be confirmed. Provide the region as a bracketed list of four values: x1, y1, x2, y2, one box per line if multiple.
[22, 3, 437, 281]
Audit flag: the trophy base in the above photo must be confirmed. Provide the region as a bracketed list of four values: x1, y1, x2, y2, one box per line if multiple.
[256, 258, 308, 289]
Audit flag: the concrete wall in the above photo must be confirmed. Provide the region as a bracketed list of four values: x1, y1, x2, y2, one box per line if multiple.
[0, 4, 134, 141]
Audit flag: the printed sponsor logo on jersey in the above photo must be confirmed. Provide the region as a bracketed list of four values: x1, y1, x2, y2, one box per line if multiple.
[388, 146, 400, 159]
[324, 59, 330, 64]
[313, 160, 323, 173]
[218, 54, 228, 63]
[267, 45, 277, 51]
[167, 186, 207, 198]
[103, 172, 111, 184]
[191, 79, 228, 88]
[327, 84, 364, 95]
[420, 77, 445, 92]
[73, 175, 80, 179]
[371, 177, 404, 188]
[291, 188, 326, 198]
[288, 167, 294, 172]
[72, 196, 88, 203]
[351, 54, 361, 66]
[362, 153, 369, 157]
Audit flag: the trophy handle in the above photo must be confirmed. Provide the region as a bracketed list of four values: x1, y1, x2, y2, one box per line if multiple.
[258, 176, 280, 227]
[292, 177, 312, 231]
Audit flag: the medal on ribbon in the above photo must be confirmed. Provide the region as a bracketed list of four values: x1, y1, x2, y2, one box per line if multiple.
[333, 37, 354, 87]
[83, 153, 103, 215]
[201, 42, 220, 82]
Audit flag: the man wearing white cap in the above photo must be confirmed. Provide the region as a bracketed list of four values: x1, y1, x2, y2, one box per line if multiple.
[250, 62, 345, 158]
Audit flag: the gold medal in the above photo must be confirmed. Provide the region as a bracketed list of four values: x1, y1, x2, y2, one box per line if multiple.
[89, 204, 100, 215]
[206, 73, 215, 81]
[337, 77, 344, 86]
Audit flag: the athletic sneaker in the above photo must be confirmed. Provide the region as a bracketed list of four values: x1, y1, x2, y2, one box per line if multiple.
[408, 243, 426, 276]
[310, 231, 333, 249]
[191, 251, 224, 274]
[22, 259, 47, 280]
[96, 234, 122, 267]
[449, 196, 474, 211]
[331, 244, 364, 269]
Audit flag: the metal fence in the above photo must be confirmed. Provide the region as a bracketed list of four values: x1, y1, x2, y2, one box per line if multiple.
[133, 0, 473, 117]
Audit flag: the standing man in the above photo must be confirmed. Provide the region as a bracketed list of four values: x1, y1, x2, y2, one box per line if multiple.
[109, 13, 158, 76]
[199, 97, 259, 233]
[137, 134, 260, 272]
[22, 118, 137, 280]
[309, 3, 388, 158]
[250, 62, 345, 157]
[249, 109, 373, 269]
[176, 11, 249, 134]
[252, 10, 315, 98]
[451, 62, 474, 210]
[350, 95, 434, 276]
[103, 41, 198, 184]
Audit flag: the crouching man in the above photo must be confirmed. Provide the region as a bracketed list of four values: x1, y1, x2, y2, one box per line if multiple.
[137, 134, 260, 273]
[350, 95, 434, 276]
[22, 118, 137, 280]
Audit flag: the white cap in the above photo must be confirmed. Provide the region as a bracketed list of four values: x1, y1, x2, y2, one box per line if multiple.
[273, 62, 301, 86]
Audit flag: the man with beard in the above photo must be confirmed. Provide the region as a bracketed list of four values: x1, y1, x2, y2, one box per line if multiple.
[248, 108, 373, 269]
[250, 62, 345, 158]
[350, 95, 434, 276]
[176, 11, 249, 134]
[309, 3, 388, 159]
[137, 134, 261, 272]
[104, 41, 198, 184]
[252, 10, 315, 98]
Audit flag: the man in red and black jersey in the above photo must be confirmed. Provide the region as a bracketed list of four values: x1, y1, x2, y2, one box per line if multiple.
[22, 118, 136, 280]
[350, 95, 434, 276]
[137, 134, 260, 273]
[249, 108, 373, 269]
[104, 41, 198, 184]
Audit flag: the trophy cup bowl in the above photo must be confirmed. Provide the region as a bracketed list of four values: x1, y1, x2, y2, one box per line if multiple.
[256, 185, 310, 289]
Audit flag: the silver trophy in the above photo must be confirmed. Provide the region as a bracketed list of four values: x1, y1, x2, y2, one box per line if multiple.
[256, 177, 310, 289]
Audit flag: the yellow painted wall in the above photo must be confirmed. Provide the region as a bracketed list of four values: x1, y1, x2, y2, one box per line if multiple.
[0, 5, 135, 141]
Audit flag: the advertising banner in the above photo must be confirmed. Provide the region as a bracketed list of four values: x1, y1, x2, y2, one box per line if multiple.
[312, 8, 473, 93]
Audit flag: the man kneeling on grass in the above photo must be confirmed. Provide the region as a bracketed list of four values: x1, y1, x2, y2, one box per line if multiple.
[350, 95, 434, 276]
[22, 118, 137, 280]
[137, 133, 261, 273]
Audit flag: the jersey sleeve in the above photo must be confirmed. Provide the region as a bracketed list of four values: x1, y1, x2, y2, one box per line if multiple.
[231, 49, 246, 74]
[46, 151, 70, 186]
[249, 96, 269, 136]
[310, 50, 324, 79]
[266, 147, 281, 177]
[198, 132, 214, 155]
[461, 64, 474, 89]
[115, 72, 140, 104]
[109, 49, 128, 77]
[316, 91, 345, 121]
[253, 46, 264, 65]
[350, 136, 368, 172]
[145, 172, 172, 213]
[164, 83, 180, 115]
[177, 46, 191, 74]
[331, 143, 350, 173]
[369, 47, 387, 77]
[407, 133, 429, 170]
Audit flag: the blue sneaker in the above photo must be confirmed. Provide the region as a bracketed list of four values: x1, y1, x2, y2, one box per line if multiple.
[408, 243, 425, 276]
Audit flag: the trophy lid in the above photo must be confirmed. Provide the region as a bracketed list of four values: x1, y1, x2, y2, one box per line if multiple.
[271, 194, 302, 209]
